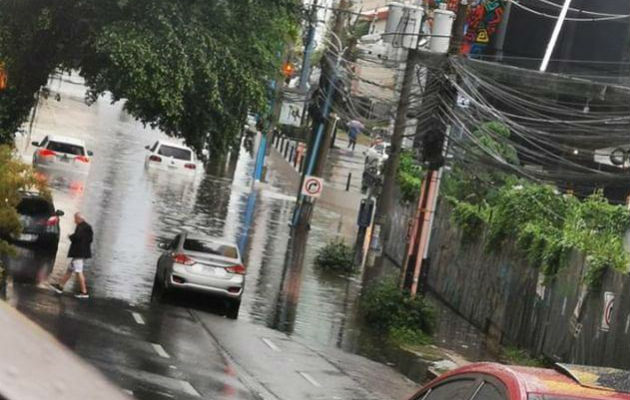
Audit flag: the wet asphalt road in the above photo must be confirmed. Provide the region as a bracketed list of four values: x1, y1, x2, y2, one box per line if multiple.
[4, 73, 419, 400]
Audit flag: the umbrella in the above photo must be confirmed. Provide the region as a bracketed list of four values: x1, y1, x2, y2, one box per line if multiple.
[347, 120, 365, 131]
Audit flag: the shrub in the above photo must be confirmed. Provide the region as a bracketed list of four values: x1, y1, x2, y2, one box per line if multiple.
[314, 240, 355, 273]
[397, 150, 422, 203]
[360, 279, 435, 344]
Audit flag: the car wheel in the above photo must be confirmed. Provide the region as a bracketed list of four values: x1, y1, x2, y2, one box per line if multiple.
[226, 299, 241, 320]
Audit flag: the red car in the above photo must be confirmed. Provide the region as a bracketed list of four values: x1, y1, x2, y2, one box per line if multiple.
[407, 362, 629, 400]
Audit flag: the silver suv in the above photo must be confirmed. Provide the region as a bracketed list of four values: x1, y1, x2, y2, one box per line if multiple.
[154, 231, 244, 318]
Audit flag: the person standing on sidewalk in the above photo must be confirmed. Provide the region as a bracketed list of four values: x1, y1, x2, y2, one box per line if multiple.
[50, 212, 93, 299]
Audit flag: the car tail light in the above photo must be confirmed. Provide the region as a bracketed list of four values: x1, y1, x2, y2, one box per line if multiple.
[75, 155, 90, 163]
[184, 163, 196, 170]
[226, 265, 246, 275]
[38, 216, 59, 226]
[38, 149, 56, 157]
[149, 155, 162, 162]
[172, 253, 194, 265]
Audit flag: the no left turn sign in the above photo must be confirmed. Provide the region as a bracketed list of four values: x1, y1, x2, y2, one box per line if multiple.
[302, 175, 324, 198]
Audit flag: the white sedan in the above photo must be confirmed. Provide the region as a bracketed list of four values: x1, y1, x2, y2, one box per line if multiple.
[144, 140, 198, 174]
[32, 135, 92, 175]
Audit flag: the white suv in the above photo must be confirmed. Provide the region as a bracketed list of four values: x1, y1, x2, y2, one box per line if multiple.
[32, 135, 92, 174]
[144, 140, 197, 174]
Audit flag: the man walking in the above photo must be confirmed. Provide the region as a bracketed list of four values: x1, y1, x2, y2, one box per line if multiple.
[347, 120, 364, 151]
[50, 212, 93, 298]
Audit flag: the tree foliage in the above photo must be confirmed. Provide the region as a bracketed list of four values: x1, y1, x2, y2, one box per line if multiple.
[0, 145, 48, 256]
[0, 0, 299, 153]
[444, 122, 630, 287]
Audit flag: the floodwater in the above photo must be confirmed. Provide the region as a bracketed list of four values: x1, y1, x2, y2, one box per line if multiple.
[7, 73, 495, 379]
[9, 73, 370, 356]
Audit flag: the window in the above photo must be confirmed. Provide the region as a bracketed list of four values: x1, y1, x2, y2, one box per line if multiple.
[424, 379, 476, 400]
[374, 144, 384, 152]
[472, 382, 505, 400]
[39, 136, 49, 147]
[17, 197, 54, 216]
[157, 145, 192, 161]
[47, 141, 85, 155]
[150, 141, 159, 152]
[183, 239, 238, 259]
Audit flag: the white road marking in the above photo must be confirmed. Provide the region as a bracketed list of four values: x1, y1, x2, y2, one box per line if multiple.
[261, 338, 281, 352]
[151, 343, 170, 359]
[180, 381, 201, 397]
[123, 389, 133, 396]
[625, 314, 630, 334]
[131, 311, 145, 325]
[298, 372, 322, 388]
[169, 365, 177, 369]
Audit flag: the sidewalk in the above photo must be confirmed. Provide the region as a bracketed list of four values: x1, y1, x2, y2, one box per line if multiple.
[265, 137, 364, 214]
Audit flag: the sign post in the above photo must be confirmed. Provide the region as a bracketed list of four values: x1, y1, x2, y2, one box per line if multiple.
[301, 176, 323, 198]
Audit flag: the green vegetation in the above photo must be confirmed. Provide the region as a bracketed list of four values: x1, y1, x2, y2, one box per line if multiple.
[500, 346, 547, 367]
[445, 122, 630, 288]
[360, 279, 435, 345]
[397, 150, 423, 203]
[314, 240, 355, 273]
[0, 0, 299, 152]
[0, 145, 48, 257]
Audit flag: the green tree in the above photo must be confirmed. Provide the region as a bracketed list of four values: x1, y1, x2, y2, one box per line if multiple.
[0, 0, 299, 153]
[0, 145, 47, 256]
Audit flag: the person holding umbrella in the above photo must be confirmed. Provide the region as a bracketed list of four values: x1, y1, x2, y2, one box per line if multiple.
[346, 119, 364, 151]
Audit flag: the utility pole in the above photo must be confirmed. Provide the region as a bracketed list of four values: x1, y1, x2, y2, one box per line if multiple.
[369, 48, 418, 260]
[299, 0, 318, 90]
[401, 3, 467, 297]
[291, 0, 350, 229]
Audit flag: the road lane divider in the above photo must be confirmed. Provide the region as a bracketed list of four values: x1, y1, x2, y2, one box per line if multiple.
[261, 338, 281, 352]
[130, 311, 145, 325]
[151, 343, 171, 359]
[180, 381, 201, 397]
[298, 372, 322, 388]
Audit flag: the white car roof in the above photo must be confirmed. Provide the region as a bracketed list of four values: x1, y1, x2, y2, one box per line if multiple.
[157, 140, 192, 151]
[47, 135, 87, 147]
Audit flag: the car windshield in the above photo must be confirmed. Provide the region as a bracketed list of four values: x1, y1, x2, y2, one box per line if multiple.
[47, 141, 85, 155]
[17, 197, 53, 216]
[183, 239, 238, 258]
[158, 145, 192, 161]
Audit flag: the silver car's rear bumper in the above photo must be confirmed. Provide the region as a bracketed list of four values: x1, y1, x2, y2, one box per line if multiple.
[165, 267, 243, 299]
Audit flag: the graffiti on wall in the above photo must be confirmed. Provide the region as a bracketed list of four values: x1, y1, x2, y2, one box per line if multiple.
[460, 0, 506, 56]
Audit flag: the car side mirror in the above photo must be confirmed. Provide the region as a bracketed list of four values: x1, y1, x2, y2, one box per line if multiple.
[32, 141, 39, 147]
[87, 150, 94, 156]
[145, 145, 150, 150]
[55, 210, 65, 217]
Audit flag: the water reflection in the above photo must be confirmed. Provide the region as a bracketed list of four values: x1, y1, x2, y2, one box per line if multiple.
[10, 75, 409, 367]
[1, 245, 56, 284]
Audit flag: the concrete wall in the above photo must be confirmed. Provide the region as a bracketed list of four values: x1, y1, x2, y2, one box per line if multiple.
[386, 199, 630, 368]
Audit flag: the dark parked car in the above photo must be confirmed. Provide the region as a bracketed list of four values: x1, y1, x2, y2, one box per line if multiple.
[10, 192, 64, 253]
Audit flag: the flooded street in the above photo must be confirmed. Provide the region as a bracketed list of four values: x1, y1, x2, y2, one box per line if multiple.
[11, 73, 369, 356]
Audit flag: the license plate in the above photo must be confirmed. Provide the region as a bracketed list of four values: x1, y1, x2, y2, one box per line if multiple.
[18, 234, 38, 242]
[60, 157, 70, 163]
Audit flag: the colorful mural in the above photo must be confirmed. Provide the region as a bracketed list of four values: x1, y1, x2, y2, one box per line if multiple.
[460, 0, 506, 56]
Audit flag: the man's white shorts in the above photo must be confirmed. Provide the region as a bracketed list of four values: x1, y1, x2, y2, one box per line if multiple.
[68, 258, 85, 273]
